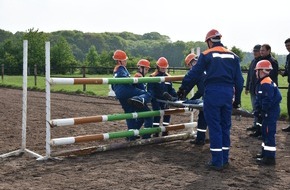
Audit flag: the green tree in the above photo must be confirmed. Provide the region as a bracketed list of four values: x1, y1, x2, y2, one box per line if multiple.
[85, 45, 99, 74]
[0, 39, 23, 74]
[23, 28, 48, 74]
[231, 46, 245, 62]
[51, 37, 77, 74]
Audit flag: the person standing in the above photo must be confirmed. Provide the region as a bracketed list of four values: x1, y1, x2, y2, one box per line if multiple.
[183, 53, 207, 145]
[254, 60, 282, 165]
[133, 59, 153, 139]
[260, 44, 279, 86]
[281, 38, 290, 132]
[147, 57, 177, 137]
[111, 50, 152, 141]
[245, 45, 262, 137]
[177, 29, 244, 171]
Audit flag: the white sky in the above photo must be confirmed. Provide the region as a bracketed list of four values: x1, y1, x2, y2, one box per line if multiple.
[1, 0, 289, 55]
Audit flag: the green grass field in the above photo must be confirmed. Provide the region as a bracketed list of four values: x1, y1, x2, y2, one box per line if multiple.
[0, 73, 288, 119]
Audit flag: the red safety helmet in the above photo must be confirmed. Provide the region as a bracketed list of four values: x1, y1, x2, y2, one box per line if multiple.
[156, 57, 169, 68]
[205, 29, 222, 42]
[137, 59, 150, 68]
[185, 53, 198, 66]
[255, 60, 273, 74]
[112, 50, 128, 61]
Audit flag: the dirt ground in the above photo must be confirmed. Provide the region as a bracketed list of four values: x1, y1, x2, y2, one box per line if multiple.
[1, 87, 290, 190]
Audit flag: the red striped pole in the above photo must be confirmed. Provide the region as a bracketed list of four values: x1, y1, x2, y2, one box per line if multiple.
[50, 122, 197, 146]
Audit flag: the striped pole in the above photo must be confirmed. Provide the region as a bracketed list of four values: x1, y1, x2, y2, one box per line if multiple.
[52, 132, 194, 157]
[50, 75, 184, 85]
[50, 122, 197, 146]
[50, 108, 190, 127]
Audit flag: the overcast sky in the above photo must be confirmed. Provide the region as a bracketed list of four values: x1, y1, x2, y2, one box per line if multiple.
[1, 0, 289, 55]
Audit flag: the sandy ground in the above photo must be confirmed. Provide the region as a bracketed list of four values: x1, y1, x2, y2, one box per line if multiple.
[1, 87, 290, 190]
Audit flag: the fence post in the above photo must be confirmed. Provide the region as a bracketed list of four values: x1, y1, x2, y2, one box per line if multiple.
[82, 66, 86, 91]
[1, 64, 4, 81]
[34, 64, 37, 86]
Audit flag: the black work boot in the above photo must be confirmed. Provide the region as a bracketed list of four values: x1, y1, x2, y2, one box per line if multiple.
[255, 153, 263, 159]
[127, 97, 145, 109]
[256, 157, 276, 166]
[249, 125, 262, 138]
[189, 139, 205, 146]
[249, 131, 262, 137]
[282, 126, 290, 132]
[246, 125, 257, 131]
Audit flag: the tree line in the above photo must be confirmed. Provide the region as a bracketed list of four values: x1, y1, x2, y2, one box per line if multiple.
[0, 28, 285, 75]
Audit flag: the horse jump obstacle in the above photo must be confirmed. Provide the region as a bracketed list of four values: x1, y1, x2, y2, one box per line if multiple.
[0, 40, 43, 159]
[43, 42, 197, 159]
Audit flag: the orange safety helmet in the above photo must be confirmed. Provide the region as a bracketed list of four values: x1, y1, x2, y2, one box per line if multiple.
[156, 57, 169, 68]
[185, 53, 198, 66]
[255, 60, 273, 74]
[137, 59, 150, 68]
[205, 29, 222, 42]
[112, 50, 128, 61]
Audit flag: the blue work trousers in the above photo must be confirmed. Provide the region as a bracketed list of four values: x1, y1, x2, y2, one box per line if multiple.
[203, 85, 233, 168]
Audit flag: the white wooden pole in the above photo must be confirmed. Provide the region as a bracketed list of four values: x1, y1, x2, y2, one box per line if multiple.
[22, 40, 28, 150]
[45, 41, 51, 159]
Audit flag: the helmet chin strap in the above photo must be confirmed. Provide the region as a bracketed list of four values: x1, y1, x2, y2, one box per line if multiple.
[140, 66, 145, 77]
[257, 70, 262, 79]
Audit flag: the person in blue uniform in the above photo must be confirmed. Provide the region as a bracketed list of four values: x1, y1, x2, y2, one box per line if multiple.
[183, 53, 207, 145]
[111, 50, 152, 141]
[177, 29, 244, 171]
[133, 59, 153, 139]
[147, 57, 177, 137]
[254, 60, 282, 166]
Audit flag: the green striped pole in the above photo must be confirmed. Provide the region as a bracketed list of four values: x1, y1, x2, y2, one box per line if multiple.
[50, 108, 190, 127]
[52, 133, 194, 157]
[50, 122, 197, 146]
[50, 75, 184, 85]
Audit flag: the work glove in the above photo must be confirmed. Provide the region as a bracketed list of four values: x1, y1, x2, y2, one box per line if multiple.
[162, 92, 177, 101]
[177, 88, 186, 100]
[232, 101, 241, 109]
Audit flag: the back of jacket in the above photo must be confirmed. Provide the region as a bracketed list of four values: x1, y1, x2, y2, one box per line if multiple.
[181, 43, 244, 103]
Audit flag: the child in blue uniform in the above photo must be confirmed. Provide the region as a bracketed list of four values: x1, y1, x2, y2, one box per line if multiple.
[147, 57, 177, 137]
[183, 53, 207, 145]
[254, 60, 282, 166]
[111, 50, 152, 141]
[133, 59, 153, 139]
